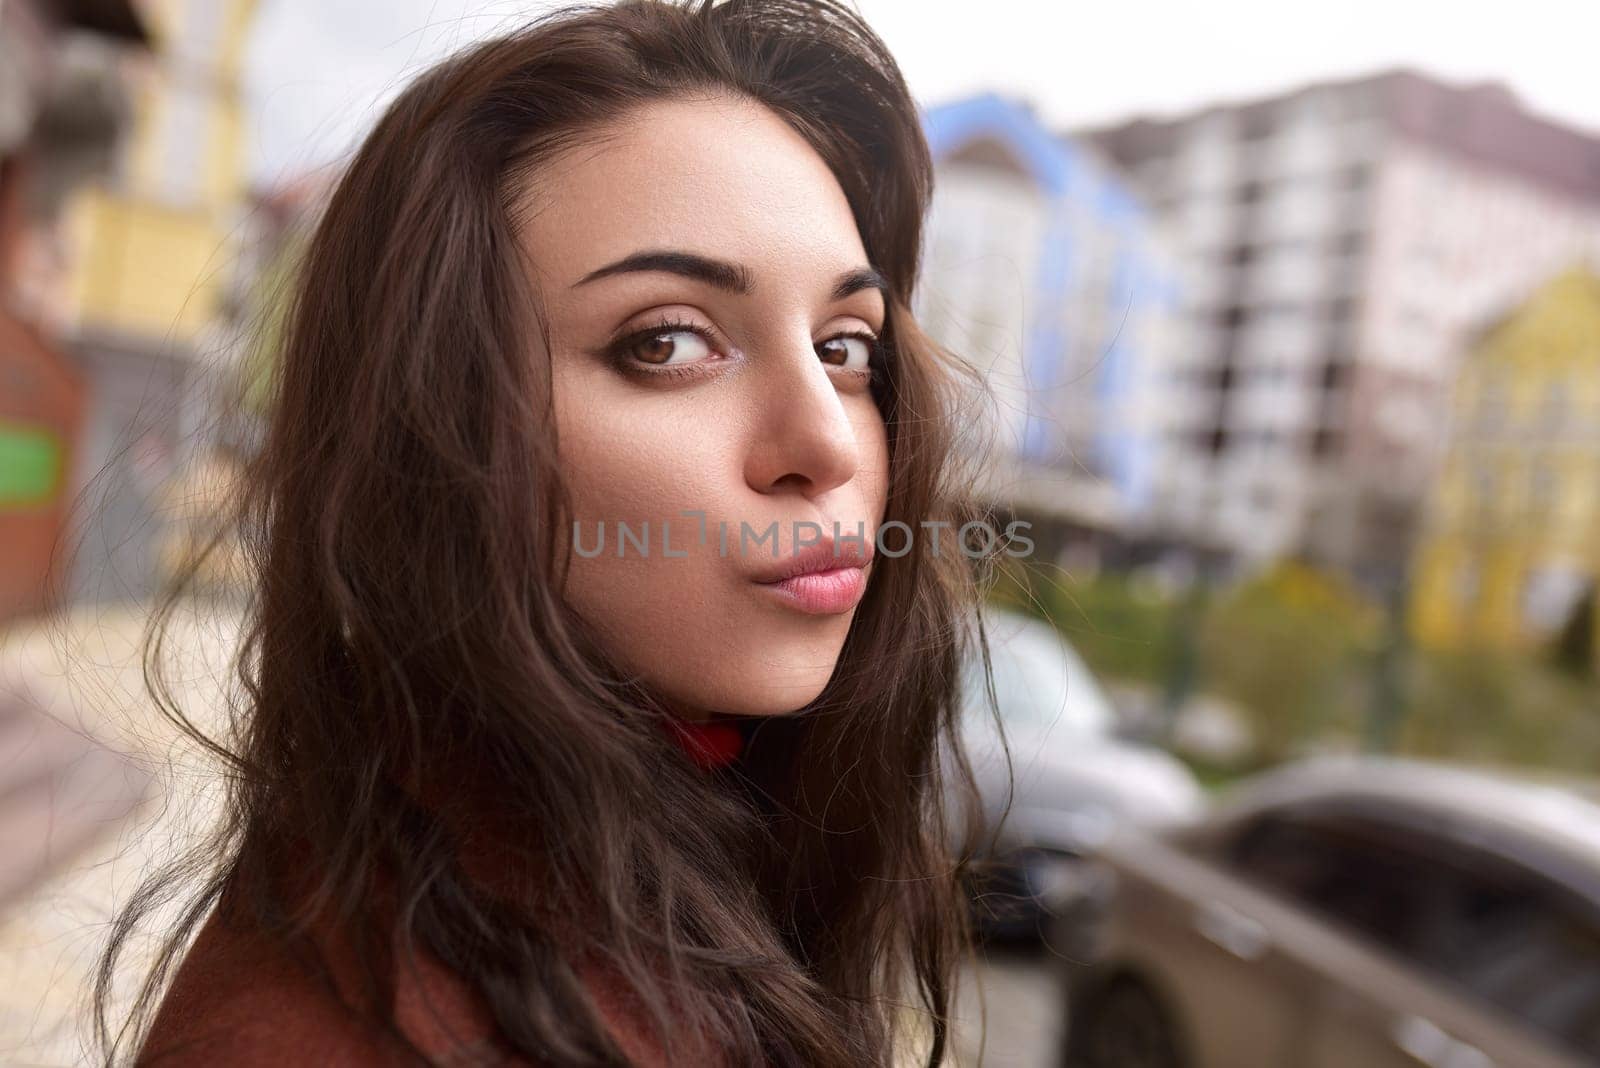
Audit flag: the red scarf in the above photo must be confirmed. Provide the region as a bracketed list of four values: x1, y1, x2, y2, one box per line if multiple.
[658, 715, 746, 770]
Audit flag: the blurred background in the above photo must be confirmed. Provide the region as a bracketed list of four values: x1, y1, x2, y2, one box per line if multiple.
[2, 1, 1598, 1065]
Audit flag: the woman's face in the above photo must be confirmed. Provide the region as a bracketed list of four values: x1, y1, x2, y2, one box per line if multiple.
[518, 94, 891, 720]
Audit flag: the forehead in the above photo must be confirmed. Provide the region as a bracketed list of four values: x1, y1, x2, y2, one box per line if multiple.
[516, 94, 869, 291]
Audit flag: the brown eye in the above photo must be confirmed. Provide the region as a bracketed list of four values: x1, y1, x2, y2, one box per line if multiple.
[818, 333, 876, 371]
[626, 328, 714, 366]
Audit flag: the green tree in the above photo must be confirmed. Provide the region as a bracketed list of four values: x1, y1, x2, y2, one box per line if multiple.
[1197, 563, 1381, 763]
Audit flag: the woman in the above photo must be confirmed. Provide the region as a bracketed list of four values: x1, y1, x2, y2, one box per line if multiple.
[101, 1, 997, 1064]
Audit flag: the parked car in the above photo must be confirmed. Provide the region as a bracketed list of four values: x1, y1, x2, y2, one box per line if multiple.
[1058, 755, 1600, 1068]
[953, 609, 1203, 942]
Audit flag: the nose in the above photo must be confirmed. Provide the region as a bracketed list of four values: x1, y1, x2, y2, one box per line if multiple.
[743, 339, 862, 499]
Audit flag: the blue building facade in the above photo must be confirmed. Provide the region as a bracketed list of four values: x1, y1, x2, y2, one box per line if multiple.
[917, 93, 1183, 521]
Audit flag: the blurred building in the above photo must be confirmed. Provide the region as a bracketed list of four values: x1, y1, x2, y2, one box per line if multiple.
[1084, 71, 1600, 590]
[1410, 268, 1600, 657]
[917, 93, 1187, 566]
[49, 0, 258, 605]
[0, 0, 148, 622]
[153, 169, 335, 594]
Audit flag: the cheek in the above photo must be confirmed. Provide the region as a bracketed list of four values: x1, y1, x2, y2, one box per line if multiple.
[554, 380, 723, 605]
[861, 406, 890, 520]
[551, 367, 893, 717]
[552, 357, 725, 519]
[551, 373, 752, 702]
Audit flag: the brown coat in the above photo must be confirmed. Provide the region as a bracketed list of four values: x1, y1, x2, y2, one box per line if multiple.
[134, 882, 691, 1067]
[136, 721, 750, 1066]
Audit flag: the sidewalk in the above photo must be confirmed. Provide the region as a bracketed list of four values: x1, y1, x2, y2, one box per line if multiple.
[0, 693, 150, 913]
[0, 602, 238, 1066]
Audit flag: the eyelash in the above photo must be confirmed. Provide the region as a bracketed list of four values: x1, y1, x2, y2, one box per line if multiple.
[604, 316, 882, 382]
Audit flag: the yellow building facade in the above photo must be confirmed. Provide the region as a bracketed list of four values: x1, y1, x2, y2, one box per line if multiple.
[45, 0, 259, 604]
[1410, 268, 1600, 657]
[60, 0, 256, 342]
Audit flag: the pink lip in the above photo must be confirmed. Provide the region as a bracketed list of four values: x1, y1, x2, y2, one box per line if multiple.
[755, 566, 867, 615]
[748, 535, 874, 584]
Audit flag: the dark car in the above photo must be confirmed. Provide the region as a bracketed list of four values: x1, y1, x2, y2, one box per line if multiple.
[1059, 756, 1600, 1068]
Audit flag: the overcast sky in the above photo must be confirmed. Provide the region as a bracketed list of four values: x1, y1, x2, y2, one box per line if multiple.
[243, 0, 1600, 188]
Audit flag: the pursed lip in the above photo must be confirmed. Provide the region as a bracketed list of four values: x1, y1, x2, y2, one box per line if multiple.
[748, 535, 874, 585]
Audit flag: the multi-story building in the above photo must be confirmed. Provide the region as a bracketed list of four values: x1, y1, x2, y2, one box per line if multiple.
[0, 0, 148, 622]
[49, 0, 258, 604]
[917, 93, 1186, 565]
[1410, 268, 1600, 657]
[1084, 71, 1600, 590]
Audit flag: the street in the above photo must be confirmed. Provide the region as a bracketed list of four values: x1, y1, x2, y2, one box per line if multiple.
[953, 943, 1065, 1067]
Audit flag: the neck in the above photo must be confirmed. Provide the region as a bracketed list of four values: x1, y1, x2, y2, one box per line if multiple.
[658, 714, 746, 770]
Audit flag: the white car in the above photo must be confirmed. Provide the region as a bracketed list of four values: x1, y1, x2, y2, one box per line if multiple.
[953, 609, 1203, 940]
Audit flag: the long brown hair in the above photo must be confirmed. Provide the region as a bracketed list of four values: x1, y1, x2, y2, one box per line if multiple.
[94, 1, 997, 1064]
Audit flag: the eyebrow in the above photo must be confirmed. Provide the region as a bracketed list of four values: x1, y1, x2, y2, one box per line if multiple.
[573, 249, 888, 304]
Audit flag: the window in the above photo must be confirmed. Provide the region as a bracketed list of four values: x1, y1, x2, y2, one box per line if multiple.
[1472, 464, 1498, 506]
[1427, 854, 1600, 1059]
[1228, 810, 1440, 959]
[1521, 566, 1590, 635]
[1319, 359, 1348, 391]
[1476, 376, 1510, 435]
[1452, 558, 1481, 606]
[1541, 381, 1569, 436]
[1311, 427, 1342, 459]
[1239, 111, 1275, 142]
[1333, 231, 1365, 259]
[1227, 807, 1600, 1060]
[1529, 460, 1559, 513]
[154, 80, 210, 207]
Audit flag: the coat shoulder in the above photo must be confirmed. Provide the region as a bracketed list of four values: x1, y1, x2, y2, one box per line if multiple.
[135, 895, 530, 1067]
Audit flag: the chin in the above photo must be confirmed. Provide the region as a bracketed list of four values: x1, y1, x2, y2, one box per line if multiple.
[662, 668, 835, 719]
[731, 677, 833, 717]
